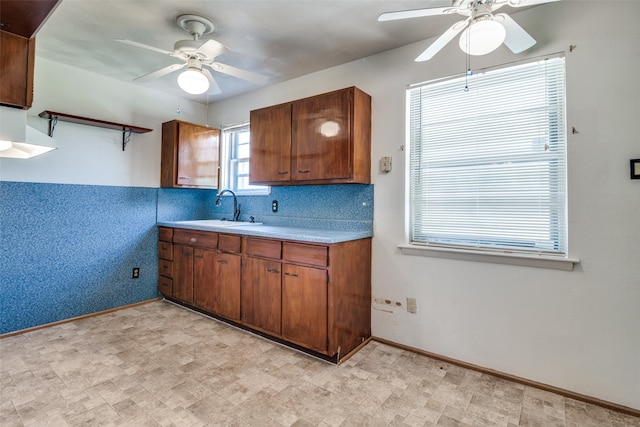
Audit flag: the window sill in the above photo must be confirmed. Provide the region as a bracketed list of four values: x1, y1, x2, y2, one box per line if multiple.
[398, 244, 579, 271]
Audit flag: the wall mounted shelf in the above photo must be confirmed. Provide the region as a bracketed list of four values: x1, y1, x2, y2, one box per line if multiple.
[38, 110, 153, 151]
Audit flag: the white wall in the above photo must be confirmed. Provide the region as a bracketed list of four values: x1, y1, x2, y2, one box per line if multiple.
[209, 2, 640, 409]
[0, 58, 207, 187]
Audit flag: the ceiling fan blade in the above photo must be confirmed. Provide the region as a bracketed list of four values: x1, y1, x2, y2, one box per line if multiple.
[208, 62, 268, 85]
[133, 63, 186, 82]
[508, 0, 561, 7]
[196, 39, 230, 59]
[202, 69, 222, 95]
[496, 14, 536, 53]
[415, 19, 470, 62]
[115, 38, 176, 56]
[378, 6, 450, 22]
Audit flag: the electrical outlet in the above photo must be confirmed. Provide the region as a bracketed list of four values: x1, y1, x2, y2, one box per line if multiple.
[380, 156, 392, 173]
[272, 200, 278, 212]
[132, 267, 140, 279]
[407, 297, 417, 314]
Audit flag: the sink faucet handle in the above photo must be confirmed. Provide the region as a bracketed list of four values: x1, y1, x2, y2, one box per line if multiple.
[249, 216, 255, 223]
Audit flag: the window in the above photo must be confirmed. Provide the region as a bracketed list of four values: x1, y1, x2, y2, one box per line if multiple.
[407, 55, 567, 257]
[220, 123, 269, 195]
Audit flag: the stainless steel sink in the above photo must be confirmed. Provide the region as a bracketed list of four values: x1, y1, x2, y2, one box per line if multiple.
[174, 219, 262, 227]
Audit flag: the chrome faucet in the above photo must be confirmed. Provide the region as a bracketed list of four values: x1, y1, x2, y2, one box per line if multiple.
[215, 189, 241, 221]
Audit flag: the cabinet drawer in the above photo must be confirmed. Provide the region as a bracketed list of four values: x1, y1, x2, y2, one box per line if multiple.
[283, 242, 328, 267]
[218, 234, 241, 254]
[158, 259, 173, 278]
[158, 241, 173, 260]
[245, 237, 282, 259]
[158, 276, 172, 296]
[173, 229, 218, 248]
[158, 226, 174, 242]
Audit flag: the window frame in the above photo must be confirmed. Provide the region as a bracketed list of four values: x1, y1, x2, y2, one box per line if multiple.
[401, 54, 579, 270]
[219, 123, 270, 196]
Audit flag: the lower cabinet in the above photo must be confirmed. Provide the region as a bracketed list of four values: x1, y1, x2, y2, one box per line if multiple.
[213, 251, 241, 321]
[241, 256, 282, 335]
[281, 264, 327, 353]
[173, 244, 195, 304]
[158, 226, 371, 362]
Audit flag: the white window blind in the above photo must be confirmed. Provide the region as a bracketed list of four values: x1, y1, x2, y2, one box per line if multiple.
[408, 55, 567, 256]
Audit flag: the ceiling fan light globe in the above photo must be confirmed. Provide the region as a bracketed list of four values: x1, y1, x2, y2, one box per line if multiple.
[177, 69, 210, 94]
[459, 19, 506, 56]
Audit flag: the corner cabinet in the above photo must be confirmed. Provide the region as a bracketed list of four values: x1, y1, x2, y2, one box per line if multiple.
[161, 120, 220, 189]
[249, 87, 371, 186]
[157, 226, 372, 362]
[0, 32, 35, 109]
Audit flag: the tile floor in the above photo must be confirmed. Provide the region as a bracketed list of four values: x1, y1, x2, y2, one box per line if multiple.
[1, 300, 638, 427]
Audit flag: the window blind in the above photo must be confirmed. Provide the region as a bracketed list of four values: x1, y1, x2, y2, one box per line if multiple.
[408, 55, 567, 255]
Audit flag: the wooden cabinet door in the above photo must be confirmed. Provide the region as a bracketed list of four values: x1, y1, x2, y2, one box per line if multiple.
[249, 103, 292, 184]
[214, 251, 241, 320]
[241, 257, 281, 335]
[176, 122, 220, 188]
[281, 264, 328, 352]
[292, 89, 351, 181]
[192, 248, 216, 312]
[173, 244, 194, 304]
[0, 32, 35, 108]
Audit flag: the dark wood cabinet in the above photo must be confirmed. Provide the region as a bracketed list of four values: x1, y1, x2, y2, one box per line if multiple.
[249, 87, 371, 186]
[161, 120, 220, 189]
[157, 226, 371, 362]
[241, 256, 282, 335]
[173, 244, 195, 304]
[213, 250, 241, 321]
[0, 31, 35, 109]
[192, 247, 216, 311]
[0, 0, 60, 109]
[157, 227, 174, 296]
[281, 264, 328, 352]
[249, 103, 292, 183]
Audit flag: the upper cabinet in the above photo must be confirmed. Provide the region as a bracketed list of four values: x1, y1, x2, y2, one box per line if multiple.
[0, 0, 61, 109]
[161, 120, 220, 189]
[249, 87, 371, 186]
[0, 32, 35, 109]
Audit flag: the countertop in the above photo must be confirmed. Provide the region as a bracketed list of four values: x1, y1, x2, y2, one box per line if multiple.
[157, 220, 373, 244]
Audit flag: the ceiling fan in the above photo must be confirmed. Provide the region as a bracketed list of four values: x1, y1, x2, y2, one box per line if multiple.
[115, 14, 268, 95]
[378, 0, 560, 61]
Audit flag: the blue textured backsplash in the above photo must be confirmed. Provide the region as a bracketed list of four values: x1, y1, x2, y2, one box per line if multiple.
[0, 181, 373, 334]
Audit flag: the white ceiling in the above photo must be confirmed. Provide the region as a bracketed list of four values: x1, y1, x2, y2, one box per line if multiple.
[35, 0, 532, 102]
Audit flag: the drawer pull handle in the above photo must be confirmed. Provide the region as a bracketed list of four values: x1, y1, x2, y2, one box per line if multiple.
[194, 255, 203, 259]
[298, 169, 310, 173]
[218, 260, 228, 264]
[267, 268, 280, 274]
[277, 171, 289, 175]
[284, 272, 299, 277]
[190, 238, 197, 242]
[178, 176, 191, 180]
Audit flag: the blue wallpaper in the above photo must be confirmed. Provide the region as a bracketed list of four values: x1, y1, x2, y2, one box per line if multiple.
[0, 181, 373, 334]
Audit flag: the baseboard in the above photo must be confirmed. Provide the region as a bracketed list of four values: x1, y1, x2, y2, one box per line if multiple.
[372, 336, 640, 419]
[0, 298, 163, 339]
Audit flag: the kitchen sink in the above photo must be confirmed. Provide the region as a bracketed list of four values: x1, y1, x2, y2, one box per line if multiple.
[174, 219, 262, 227]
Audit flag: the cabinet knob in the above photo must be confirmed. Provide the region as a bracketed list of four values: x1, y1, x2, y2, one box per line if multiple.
[218, 260, 228, 265]
[190, 238, 197, 242]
